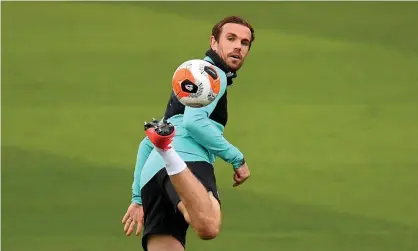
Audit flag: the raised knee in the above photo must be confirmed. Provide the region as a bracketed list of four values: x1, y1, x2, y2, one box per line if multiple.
[195, 219, 220, 240]
[196, 226, 219, 240]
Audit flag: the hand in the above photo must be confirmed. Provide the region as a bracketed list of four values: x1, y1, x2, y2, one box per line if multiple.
[122, 203, 144, 236]
[233, 162, 250, 187]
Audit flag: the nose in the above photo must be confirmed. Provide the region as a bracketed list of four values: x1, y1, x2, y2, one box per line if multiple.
[233, 40, 242, 50]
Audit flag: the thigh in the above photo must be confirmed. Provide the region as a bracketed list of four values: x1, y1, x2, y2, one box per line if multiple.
[147, 235, 185, 251]
[164, 161, 221, 209]
[141, 169, 189, 251]
[188, 161, 221, 204]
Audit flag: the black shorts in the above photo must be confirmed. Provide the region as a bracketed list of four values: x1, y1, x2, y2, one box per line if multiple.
[141, 161, 220, 251]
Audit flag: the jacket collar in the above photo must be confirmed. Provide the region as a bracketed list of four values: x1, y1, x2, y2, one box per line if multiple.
[204, 48, 237, 86]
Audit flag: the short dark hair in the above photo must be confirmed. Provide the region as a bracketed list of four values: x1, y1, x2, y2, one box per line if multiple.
[211, 16, 255, 48]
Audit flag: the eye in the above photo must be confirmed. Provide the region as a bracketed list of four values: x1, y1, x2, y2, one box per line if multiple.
[227, 36, 235, 41]
[241, 41, 249, 46]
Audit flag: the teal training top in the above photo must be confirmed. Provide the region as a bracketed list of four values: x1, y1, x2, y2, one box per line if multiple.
[131, 56, 244, 205]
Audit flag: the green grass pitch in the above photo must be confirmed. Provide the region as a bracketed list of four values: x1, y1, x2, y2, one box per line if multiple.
[2, 2, 418, 251]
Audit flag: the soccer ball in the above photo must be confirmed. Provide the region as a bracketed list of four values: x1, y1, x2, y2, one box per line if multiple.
[172, 59, 221, 108]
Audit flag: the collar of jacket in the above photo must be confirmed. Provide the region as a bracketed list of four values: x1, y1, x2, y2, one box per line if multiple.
[204, 48, 237, 86]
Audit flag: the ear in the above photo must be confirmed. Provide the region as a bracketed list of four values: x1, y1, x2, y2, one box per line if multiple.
[210, 35, 217, 51]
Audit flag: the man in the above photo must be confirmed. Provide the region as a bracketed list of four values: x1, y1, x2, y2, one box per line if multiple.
[122, 16, 255, 251]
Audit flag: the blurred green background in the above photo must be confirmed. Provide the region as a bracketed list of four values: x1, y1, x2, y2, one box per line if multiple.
[2, 2, 418, 251]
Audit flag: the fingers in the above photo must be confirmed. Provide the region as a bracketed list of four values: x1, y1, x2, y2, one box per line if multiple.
[233, 171, 250, 187]
[123, 204, 144, 237]
[123, 214, 143, 236]
[233, 173, 239, 187]
[122, 212, 130, 224]
[136, 209, 144, 236]
[136, 221, 143, 236]
[233, 177, 249, 187]
[123, 217, 132, 233]
[233, 178, 246, 187]
[233, 173, 244, 187]
[126, 219, 136, 236]
[124, 217, 136, 236]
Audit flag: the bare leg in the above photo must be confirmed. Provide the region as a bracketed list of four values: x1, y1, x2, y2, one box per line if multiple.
[177, 192, 221, 239]
[144, 119, 221, 240]
[147, 235, 184, 251]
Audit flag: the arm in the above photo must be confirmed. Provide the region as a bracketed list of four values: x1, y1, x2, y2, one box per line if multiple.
[182, 95, 245, 169]
[131, 136, 154, 205]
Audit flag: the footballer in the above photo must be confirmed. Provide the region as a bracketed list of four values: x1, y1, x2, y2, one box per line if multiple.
[122, 15, 255, 251]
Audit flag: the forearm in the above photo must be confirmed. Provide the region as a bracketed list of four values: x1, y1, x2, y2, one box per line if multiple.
[131, 136, 154, 204]
[183, 112, 244, 168]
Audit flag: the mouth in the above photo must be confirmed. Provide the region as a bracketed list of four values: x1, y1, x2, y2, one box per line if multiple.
[228, 54, 241, 60]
